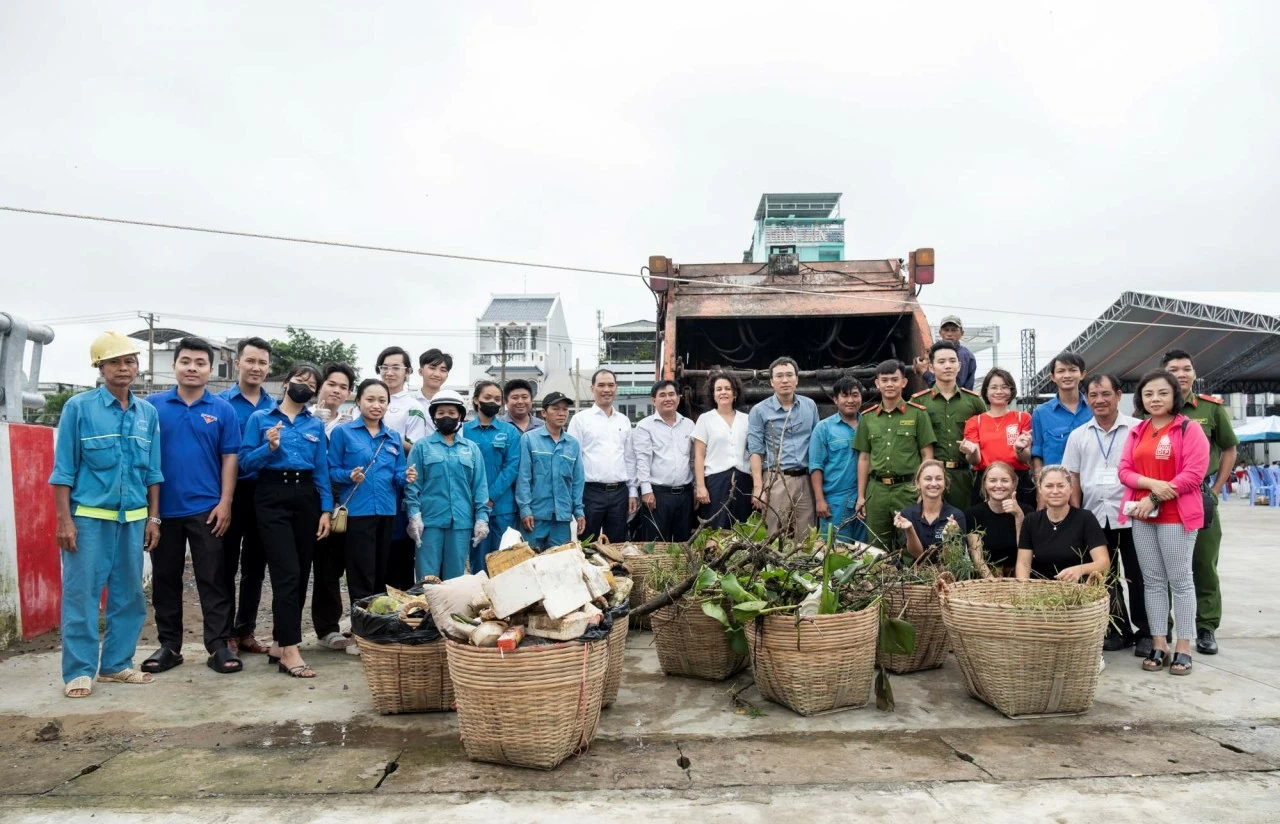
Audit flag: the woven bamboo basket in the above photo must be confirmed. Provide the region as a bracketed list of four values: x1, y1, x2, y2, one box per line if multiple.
[746, 607, 879, 716]
[651, 599, 746, 680]
[354, 636, 454, 714]
[939, 579, 1109, 718]
[877, 584, 949, 673]
[602, 617, 629, 708]
[446, 638, 608, 770]
[626, 543, 686, 628]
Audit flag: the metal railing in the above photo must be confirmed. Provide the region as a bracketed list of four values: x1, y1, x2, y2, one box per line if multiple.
[0, 312, 55, 422]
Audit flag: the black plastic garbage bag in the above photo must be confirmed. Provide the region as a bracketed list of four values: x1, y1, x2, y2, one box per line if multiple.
[350, 590, 441, 645]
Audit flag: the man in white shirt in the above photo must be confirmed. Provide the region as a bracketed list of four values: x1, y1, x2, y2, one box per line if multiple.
[633, 381, 695, 542]
[1063, 373, 1148, 655]
[567, 369, 637, 542]
[413, 348, 453, 436]
[374, 345, 426, 590]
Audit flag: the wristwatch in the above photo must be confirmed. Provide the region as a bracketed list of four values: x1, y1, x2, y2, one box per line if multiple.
[147, 517, 162, 525]
[1147, 493, 1160, 506]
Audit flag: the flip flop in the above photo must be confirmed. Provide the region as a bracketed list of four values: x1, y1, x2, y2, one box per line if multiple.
[97, 668, 153, 685]
[140, 648, 183, 674]
[236, 635, 271, 655]
[206, 647, 243, 674]
[64, 676, 93, 698]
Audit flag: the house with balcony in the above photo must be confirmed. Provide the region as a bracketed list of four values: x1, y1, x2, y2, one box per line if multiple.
[745, 192, 845, 264]
[599, 319, 657, 421]
[470, 294, 574, 400]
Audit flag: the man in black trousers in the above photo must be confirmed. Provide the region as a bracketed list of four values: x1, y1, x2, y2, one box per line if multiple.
[633, 380, 695, 542]
[567, 369, 637, 543]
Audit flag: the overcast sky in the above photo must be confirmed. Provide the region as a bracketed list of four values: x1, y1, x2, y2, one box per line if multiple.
[2, 1, 1276, 388]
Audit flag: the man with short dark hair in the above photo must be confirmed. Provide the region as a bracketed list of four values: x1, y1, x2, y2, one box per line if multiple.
[634, 380, 696, 542]
[414, 348, 454, 435]
[567, 369, 637, 543]
[312, 363, 356, 435]
[809, 377, 866, 542]
[748, 357, 821, 539]
[854, 360, 936, 551]
[914, 340, 987, 509]
[915, 315, 978, 390]
[1159, 349, 1237, 655]
[517, 393, 586, 550]
[143, 338, 242, 674]
[310, 362, 357, 652]
[1031, 352, 1092, 477]
[218, 336, 276, 656]
[1063, 373, 1146, 654]
[501, 379, 545, 434]
[375, 346, 427, 589]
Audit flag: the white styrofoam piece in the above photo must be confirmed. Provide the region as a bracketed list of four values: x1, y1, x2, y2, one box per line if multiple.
[498, 527, 525, 551]
[481, 561, 543, 619]
[582, 562, 611, 599]
[531, 550, 594, 619]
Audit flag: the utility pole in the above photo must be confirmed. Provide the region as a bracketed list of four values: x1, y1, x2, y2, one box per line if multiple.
[573, 357, 580, 411]
[138, 311, 156, 392]
[500, 327, 508, 386]
[596, 310, 603, 362]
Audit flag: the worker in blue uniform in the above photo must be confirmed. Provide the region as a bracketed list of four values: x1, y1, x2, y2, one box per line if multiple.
[809, 376, 868, 543]
[405, 390, 490, 580]
[516, 392, 586, 550]
[462, 380, 520, 573]
[238, 363, 332, 679]
[49, 331, 164, 698]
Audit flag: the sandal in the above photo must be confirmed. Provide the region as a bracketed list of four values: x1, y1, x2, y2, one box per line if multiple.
[97, 668, 153, 685]
[141, 647, 184, 674]
[236, 635, 270, 655]
[64, 676, 93, 698]
[1142, 649, 1169, 672]
[318, 631, 354, 650]
[1170, 652, 1193, 676]
[206, 647, 243, 674]
[278, 662, 316, 679]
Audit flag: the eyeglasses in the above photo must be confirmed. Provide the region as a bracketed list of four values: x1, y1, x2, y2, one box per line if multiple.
[378, 365, 406, 373]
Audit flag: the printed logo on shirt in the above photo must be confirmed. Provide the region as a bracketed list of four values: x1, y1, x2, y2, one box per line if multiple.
[1005, 424, 1020, 445]
[135, 419, 149, 430]
[201, 414, 219, 424]
[389, 445, 399, 456]
[303, 433, 320, 443]
[1155, 435, 1172, 460]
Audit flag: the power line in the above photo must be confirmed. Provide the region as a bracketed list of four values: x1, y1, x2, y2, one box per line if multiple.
[4, 204, 1273, 335]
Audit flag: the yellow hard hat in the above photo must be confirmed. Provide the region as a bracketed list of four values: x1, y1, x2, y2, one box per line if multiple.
[89, 331, 142, 367]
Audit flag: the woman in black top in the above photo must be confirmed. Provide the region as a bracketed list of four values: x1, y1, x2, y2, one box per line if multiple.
[966, 461, 1031, 577]
[894, 460, 966, 563]
[1017, 466, 1110, 582]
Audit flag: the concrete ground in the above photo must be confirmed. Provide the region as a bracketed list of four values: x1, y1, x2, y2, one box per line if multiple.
[1, 499, 1278, 822]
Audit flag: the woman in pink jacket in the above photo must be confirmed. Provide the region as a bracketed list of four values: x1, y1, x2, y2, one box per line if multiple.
[1118, 370, 1209, 676]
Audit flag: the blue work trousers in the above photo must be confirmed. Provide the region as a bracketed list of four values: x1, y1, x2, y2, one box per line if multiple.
[470, 512, 517, 576]
[417, 527, 471, 581]
[523, 520, 573, 551]
[820, 497, 867, 544]
[61, 516, 147, 683]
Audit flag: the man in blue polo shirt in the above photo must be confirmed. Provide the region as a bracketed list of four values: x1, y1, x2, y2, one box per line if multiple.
[1031, 352, 1092, 493]
[809, 376, 867, 543]
[143, 338, 243, 675]
[217, 336, 276, 656]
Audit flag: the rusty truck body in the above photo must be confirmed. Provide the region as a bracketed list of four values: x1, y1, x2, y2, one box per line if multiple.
[647, 251, 937, 416]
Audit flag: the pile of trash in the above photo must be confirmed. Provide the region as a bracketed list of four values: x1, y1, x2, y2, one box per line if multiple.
[436, 530, 633, 650]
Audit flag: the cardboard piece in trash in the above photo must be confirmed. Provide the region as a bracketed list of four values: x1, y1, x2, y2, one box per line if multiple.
[527, 603, 603, 641]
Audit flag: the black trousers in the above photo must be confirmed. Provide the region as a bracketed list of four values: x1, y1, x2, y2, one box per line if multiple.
[222, 478, 267, 638]
[254, 479, 320, 648]
[387, 537, 416, 589]
[583, 482, 629, 543]
[1105, 525, 1148, 640]
[152, 512, 231, 654]
[345, 515, 395, 603]
[311, 530, 346, 639]
[639, 485, 694, 542]
[700, 468, 753, 529]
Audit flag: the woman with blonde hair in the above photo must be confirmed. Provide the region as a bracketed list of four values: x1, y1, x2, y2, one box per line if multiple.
[966, 461, 1031, 577]
[893, 459, 966, 562]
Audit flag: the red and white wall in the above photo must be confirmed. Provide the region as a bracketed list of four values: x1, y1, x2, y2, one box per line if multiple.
[0, 422, 60, 647]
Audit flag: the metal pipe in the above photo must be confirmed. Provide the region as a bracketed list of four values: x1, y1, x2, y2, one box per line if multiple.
[681, 366, 880, 381]
[0, 313, 54, 345]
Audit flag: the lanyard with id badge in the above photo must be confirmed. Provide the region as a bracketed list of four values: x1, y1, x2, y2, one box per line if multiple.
[1093, 427, 1121, 486]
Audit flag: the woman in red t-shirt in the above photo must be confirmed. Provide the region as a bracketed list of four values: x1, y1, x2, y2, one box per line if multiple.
[1118, 370, 1210, 677]
[961, 368, 1034, 507]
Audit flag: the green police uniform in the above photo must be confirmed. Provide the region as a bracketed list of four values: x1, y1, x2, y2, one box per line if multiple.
[853, 400, 937, 552]
[911, 386, 987, 511]
[1178, 394, 1237, 632]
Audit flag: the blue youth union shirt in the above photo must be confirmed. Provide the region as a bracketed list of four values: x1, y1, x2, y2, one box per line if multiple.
[146, 388, 241, 519]
[238, 406, 334, 510]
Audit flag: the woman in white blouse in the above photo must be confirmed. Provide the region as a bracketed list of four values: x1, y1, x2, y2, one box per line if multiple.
[693, 372, 752, 529]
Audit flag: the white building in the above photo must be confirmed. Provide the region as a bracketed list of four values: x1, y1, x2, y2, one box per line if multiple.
[598, 319, 658, 421]
[470, 294, 575, 400]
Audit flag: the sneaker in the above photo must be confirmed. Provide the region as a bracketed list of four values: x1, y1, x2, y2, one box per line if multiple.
[345, 642, 361, 656]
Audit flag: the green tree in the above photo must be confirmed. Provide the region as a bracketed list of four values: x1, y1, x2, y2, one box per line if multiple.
[268, 326, 359, 378]
[23, 388, 76, 426]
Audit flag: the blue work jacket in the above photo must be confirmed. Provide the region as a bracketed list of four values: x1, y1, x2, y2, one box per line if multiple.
[462, 416, 521, 516]
[516, 428, 585, 522]
[1031, 395, 1093, 466]
[405, 432, 490, 528]
[808, 413, 860, 500]
[49, 386, 164, 522]
[238, 406, 334, 510]
[327, 419, 407, 517]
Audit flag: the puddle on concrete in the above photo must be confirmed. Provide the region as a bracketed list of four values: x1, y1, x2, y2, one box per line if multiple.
[250, 721, 424, 749]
